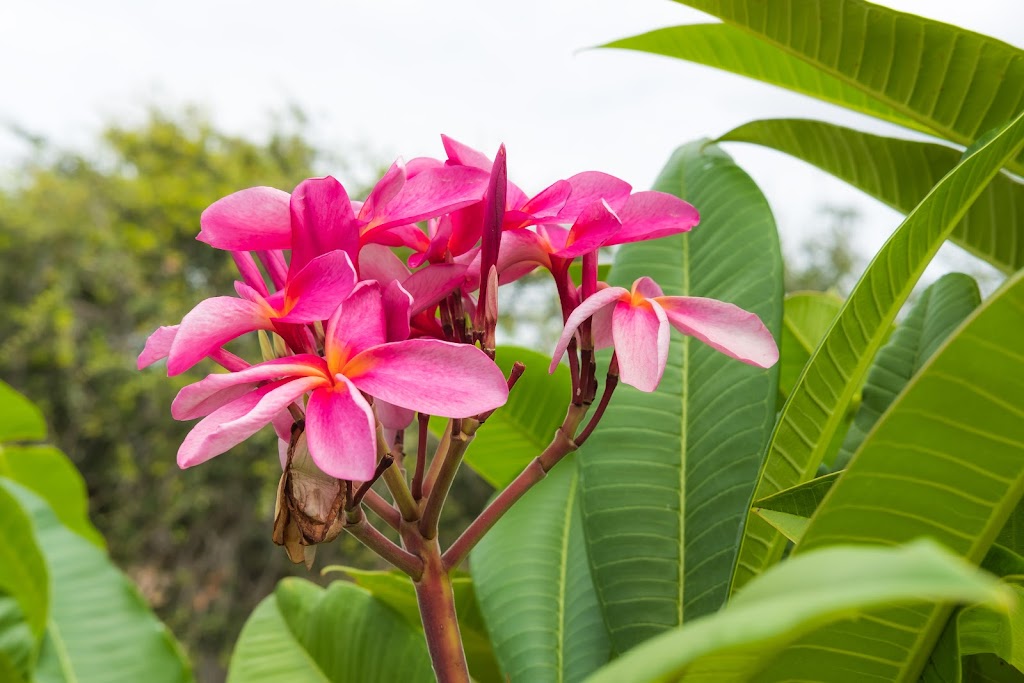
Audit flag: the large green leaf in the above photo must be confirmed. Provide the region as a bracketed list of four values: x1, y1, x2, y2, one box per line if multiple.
[603, 23, 924, 134]
[1, 482, 193, 683]
[778, 292, 843, 404]
[444, 346, 572, 488]
[668, 0, 1024, 174]
[227, 579, 434, 683]
[0, 380, 46, 443]
[833, 273, 980, 469]
[0, 591, 35, 682]
[720, 119, 1024, 274]
[472, 456, 609, 682]
[578, 140, 783, 652]
[753, 268, 1024, 681]
[323, 568, 501, 683]
[0, 484, 47, 649]
[731, 108, 1024, 595]
[584, 541, 1010, 683]
[0, 445, 104, 547]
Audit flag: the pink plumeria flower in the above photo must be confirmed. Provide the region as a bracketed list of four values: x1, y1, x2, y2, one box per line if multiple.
[550, 277, 778, 392]
[171, 282, 508, 481]
[155, 249, 357, 375]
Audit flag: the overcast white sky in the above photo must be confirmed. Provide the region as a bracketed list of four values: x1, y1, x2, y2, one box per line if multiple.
[1, 0, 1022, 276]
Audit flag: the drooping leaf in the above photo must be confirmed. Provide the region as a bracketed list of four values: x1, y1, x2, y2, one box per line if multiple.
[579, 140, 783, 651]
[0, 592, 33, 683]
[0, 484, 47, 647]
[1, 482, 193, 683]
[731, 108, 1024, 595]
[753, 268, 1024, 681]
[321, 568, 501, 683]
[472, 456, 609, 683]
[227, 578, 434, 683]
[752, 508, 809, 545]
[584, 541, 1010, 683]
[833, 272, 981, 469]
[778, 291, 843, 404]
[0, 380, 46, 444]
[0, 445, 104, 547]
[754, 471, 841, 518]
[666, 0, 1024, 174]
[443, 346, 572, 488]
[720, 120, 1024, 274]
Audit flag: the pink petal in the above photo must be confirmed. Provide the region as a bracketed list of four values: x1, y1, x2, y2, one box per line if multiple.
[557, 172, 632, 220]
[177, 377, 323, 469]
[383, 281, 413, 341]
[232, 251, 270, 297]
[289, 176, 361, 274]
[377, 400, 415, 430]
[359, 159, 407, 220]
[345, 339, 509, 417]
[138, 325, 179, 369]
[592, 305, 614, 349]
[168, 297, 273, 376]
[510, 180, 572, 227]
[656, 296, 779, 368]
[496, 229, 553, 277]
[548, 287, 628, 373]
[606, 191, 700, 245]
[305, 378, 377, 481]
[557, 199, 622, 258]
[632, 276, 665, 299]
[358, 244, 410, 284]
[441, 134, 493, 171]
[366, 165, 488, 235]
[402, 263, 469, 315]
[172, 355, 327, 420]
[447, 204, 484, 258]
[198, 187, 291, 251]
[324, 281, 387, 372]
[276, 250, 357, 323]
[613, 299, 670, 392]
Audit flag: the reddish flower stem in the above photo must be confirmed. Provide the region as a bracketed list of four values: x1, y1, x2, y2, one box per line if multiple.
[408, 531, 470, 683]
[412, 412, 430, 501]
[419, 419, 477, 539]
[361, 489, 400, 530]
[345, 507, 423, 578]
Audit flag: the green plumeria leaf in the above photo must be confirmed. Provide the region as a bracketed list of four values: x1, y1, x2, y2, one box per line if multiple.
[0, 381, 46, 444]
[579, 140, 783, 652]
[778, 291, 843, 404]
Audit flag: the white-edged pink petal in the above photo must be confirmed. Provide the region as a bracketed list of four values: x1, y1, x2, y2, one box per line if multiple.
[177, 377, 322, 469]
[612, 299, 670, 392]
[548, 287, 629, 373]
[324, 281, 387, 372]
[344, 339, 508, 417]
[276, 250, 357, 323]
[168, 297, 273, 376]
[171, 355, 328, 420]
[656, 296, 779, 368]
[198, 187, 292, 251]
[305, 378, 377, 481]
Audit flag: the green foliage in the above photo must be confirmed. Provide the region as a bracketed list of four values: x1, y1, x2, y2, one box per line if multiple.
[472, 456, 609, 682]
[584, 541, 1011, 683]
[0, 485, 47, 668]
[777, 291, 842, 403]
[227, 579, 434, 683]
[577, 140, 782, 652]
[731, 109, 1024, 595]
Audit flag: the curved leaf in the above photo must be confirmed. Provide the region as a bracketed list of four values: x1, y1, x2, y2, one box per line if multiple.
[0, 380, 46, 443]
[778, 291, 843, 403]
[668, 0, 1024, 174]
[584, 541, 1010, 683]
[445, 346, 572, 488]
[228, 579, 434, 683]
[731, 108, 1024, 595]
[1, 482, 193, 683]
[0, 484, 47, 647]
[322, 568, 501, 683]
[721, 119, 1024, 274]
[472, 456, 609, 683]
[603, 23, 924, 133]
[754, 269, 1024, 681]
[0, 445, 104, 547]
[578, 140, 783, 652]
[0, 590, 34, 683]
[834, 272, 980, 468]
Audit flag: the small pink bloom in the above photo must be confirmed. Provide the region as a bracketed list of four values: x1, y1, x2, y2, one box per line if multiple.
[550, 277, 778, 392]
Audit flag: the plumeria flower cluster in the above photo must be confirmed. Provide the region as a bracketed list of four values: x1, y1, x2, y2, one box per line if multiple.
[139, 135, 778, 560]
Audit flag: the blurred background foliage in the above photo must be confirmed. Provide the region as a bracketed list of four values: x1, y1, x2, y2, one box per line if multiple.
[0, 108, 864, 681]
